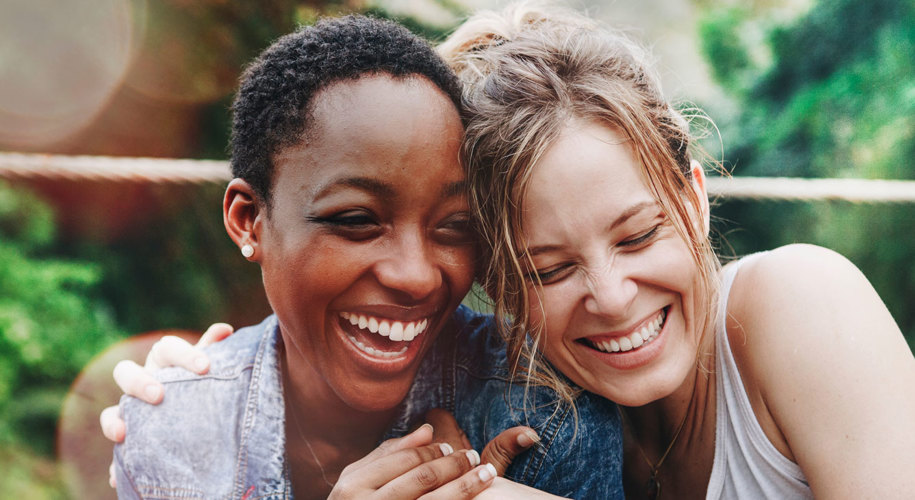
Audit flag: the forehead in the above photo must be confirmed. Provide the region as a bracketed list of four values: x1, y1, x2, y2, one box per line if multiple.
[525, 120, 652, 216]
[273, 74, 465, 199]
[310, 74, 459, 150]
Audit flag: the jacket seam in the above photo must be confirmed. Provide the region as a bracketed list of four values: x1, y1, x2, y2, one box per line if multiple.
[232, 317, 275, 497]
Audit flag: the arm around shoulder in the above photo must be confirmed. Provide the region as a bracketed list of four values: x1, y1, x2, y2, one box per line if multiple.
[727, 244, 915, 498]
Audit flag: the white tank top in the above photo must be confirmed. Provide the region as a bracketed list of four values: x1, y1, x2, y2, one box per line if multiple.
[705, 254, 813, 499]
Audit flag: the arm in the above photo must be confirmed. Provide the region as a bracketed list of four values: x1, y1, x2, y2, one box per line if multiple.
[100, 323, 233, 487]
[728, 244, 915, 498]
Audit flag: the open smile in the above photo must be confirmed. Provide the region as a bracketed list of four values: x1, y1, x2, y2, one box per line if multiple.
[339, 312, 432, 359]
[579, 307, 669, 354]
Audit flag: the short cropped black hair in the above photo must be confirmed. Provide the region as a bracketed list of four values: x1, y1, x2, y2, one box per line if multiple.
[230, 15, 463, 207]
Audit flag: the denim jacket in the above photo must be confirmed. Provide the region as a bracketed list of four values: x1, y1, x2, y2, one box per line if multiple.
[114, 306, 623, 499]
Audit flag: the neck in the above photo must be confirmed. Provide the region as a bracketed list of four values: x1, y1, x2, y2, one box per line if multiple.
[281, 340, 400, 498]
[620, 341, 717, 499]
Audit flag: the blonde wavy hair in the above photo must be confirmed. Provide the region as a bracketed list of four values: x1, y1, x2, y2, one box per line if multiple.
[439, 2, 721, 408]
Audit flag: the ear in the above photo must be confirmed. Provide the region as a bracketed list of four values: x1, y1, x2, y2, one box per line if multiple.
[224, 178, 264, 262]
[689, 160, 710, 236]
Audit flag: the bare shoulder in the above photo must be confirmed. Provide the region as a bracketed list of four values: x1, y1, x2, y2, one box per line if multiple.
[727, 243, 882, 338]
[726, 243, 903, 377]
[724, 244, 915, 496]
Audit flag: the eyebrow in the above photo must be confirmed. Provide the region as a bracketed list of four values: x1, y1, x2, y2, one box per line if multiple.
[441, 180, 467, 198]
[311, 177, 467, 203]
[312, 176, 396, 201]
[524, 200, 658, 258]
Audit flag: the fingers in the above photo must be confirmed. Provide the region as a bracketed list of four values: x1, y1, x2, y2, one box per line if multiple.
[100, 405, 126, 443]
[378, 447, 484, 497]
[145, 335, 210, 374]
[350, 423, 434, 469]
[109, 462, 117, 488]
[195, 323, 233, 349]
[418, 463, 499, 500]
[481, 426, 540, 476]
[425, 408, 472, 450]
[112, 360, 163, 404]
[333, 438, 454, 496]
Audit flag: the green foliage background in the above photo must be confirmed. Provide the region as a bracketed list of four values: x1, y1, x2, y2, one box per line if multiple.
[1, 0, 913, 495]
[0, 182, 120, 451]
[699, 0, 915, 344]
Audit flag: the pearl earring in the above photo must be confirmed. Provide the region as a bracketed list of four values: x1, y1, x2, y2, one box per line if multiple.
[241, 244, 254, 258]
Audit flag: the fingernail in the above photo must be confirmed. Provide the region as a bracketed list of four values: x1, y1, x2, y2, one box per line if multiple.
[439, 443, 453, 456]
[418, 423, 433, 433]
[517, 429, 540, 447]
[194, 356, 208, 372]
[477, 463, 497, 482]
[466, 449, 480, 467]
[144, 384, 161, 401]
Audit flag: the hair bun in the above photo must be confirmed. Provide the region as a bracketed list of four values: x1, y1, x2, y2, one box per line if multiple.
[439, 2, 601, 84]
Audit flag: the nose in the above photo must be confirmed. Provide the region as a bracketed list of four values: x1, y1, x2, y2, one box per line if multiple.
[374, 230, 443, 301]
[582, 261, 637, 318]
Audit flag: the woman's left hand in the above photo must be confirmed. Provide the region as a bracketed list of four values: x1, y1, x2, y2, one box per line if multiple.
[473, 477, 569, 499]
[328, 424, 499, 499]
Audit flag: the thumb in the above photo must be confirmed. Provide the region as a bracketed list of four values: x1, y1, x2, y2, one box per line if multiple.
[424, 408, 472, 451]
[481, 426, 540, 476]
[366, 422, 434, 462]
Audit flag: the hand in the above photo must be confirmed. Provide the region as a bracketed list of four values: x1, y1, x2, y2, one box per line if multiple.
[424, 408, 540, 476]
[330, 424, 499, 499]
[473, 477, 569, 499]
[99, 323, 234, 487]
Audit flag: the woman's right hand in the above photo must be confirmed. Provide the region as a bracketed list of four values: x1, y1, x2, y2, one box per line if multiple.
[329, 423, 499, 499]
[99, 323, 233, 486]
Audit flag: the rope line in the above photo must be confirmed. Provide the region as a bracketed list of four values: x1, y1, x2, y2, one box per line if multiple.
[0, 152, 231, 184]
[2, 151, 915, 203]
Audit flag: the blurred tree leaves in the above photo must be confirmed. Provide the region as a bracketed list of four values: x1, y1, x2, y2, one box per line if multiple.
[0, 182, 120, 450]
[699, 0, 915, 345]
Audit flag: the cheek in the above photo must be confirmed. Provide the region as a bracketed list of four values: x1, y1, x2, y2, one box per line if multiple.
[439, 245, 477, 293]
[527, 284, 574, 349]
[261, 237, 373, 307]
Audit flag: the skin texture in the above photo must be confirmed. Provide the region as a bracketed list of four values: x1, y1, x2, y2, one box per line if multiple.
[520, 117, 915, 498]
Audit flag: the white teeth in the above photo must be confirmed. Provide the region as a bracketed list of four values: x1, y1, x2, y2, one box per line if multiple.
[339, 313, 431, 342]
[346, 335, 408, 358]
[389, 322, 404, 341]
[639, 326, 651, 342]
[630, 332, 644, 348]
[403, 323, 416, 341]
[587, 309, 667, 354]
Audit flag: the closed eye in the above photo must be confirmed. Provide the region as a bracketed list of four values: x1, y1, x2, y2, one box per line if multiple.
[527, 263, 574, 285]
[619, 225, 660, 248]
[435, 213, 474, 245]
[307, 211, 382, 240]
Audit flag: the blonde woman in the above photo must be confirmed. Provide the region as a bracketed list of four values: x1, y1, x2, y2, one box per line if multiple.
[440, 3, 915, 498]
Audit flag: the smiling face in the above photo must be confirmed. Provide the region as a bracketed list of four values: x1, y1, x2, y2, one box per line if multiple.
[254, 75, 474, 413]
[520, 119, 708, 407]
